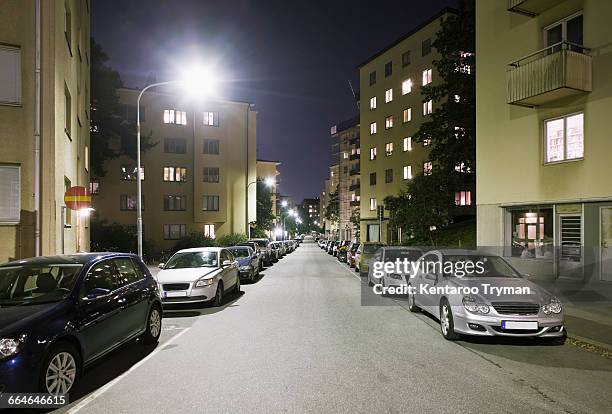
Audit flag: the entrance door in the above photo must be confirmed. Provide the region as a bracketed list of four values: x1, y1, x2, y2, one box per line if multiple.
[600, 208, 612, 282]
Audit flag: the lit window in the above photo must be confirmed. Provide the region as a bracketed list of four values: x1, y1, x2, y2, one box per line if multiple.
[203, 111, 219, 126]
[422, 69, 432, 86]
[454, 126, 465, 139]
[403, 165, 412, 180]
[454, 94, 461, 103]
[545, 113, 584, 163]
[0, 45, 21, 104]
[423, 161, 432, 176]
[455, 162, 471, 173]
[84, 145, 89, 172]
[423, 137, 432, 146]
[402, 79, 412, 95]
[163, 166, 187, 182]
[369, 96, 377, 110]
[163, 109, 187, 125]
[330, 125, 337, 135]
[385, 88, 393, 103]
[508, 208, 553, 258]
[89, 179, 99, 195]
[385, 142, 393, 156]
[403, 137, 412, 152]
[343, 152, 348, 159]
[385, 115, 393, 129]
[369, 198, 377, 211]
[370, 122, 377, 135]
[423, 100, 433, 115]
[204, 224, 216, 238]
[64, 84, 71, 137]
[403, 108, 412, 123]
[120, 165, 144, 181]
[370, 147, 377, 160]
[455, 191, 472, 206]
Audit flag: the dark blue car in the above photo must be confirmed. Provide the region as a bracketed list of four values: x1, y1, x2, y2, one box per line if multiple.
[0, 253, 162, 396]
[227, 246, 260, 282]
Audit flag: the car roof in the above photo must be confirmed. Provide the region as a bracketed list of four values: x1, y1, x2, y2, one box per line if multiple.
[429, 249, 495, 256]
[176, 247, 223, 253]
[384, 246, 422, 251]
[229, 246, 251, 250]
[0, 252, 139, 267]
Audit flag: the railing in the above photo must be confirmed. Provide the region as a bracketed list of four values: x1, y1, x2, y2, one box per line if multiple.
[349, 183, 360, 191]
[507, 41, 592, 106]
[350, 200, 360, 207]
[507, 0, 558, 16]
[349, 153, 360, 161]
[349, 168, 360, 176]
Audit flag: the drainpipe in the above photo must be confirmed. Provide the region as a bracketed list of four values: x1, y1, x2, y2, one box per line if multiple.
[245, 106, 249, 238]
[34, 0, 41, 256]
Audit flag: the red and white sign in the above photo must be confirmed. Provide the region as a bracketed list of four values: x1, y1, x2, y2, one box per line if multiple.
[64, 186, 91, 211]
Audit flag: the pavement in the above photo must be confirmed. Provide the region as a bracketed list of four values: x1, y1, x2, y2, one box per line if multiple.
[55, 243, 612, 414]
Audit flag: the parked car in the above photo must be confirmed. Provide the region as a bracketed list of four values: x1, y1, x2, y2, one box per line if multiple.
[237, 241, 265, 271]
[347, 243, 360, 267]
[337, 241, 352, 262]
[0, 253, 162, 395]
[248, 239, 274, 266]
[327, 241, 336, 255]
[366, 246, 423, 292]
[283, 240, 292, 254]
[157, 247, 240, 307]
[228, 246, 260, 282]
[269, 242, 282, 261]
[355, 242, 386, 276]
[407, 249, 566, 342]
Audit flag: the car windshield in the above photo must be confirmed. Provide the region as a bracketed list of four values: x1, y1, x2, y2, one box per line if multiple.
[364, 244, 384, 254]
[251, 240, 267, 247]
[385, 249, 422, 262]
[229, 248, 250, 258]
[165, 252, 218, 269]
[350, 244, 360, 252]
[0, 264, 83, 305]
[443, 255, 521, 278]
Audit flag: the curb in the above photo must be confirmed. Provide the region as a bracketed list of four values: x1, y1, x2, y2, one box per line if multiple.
[567, 334, 612, 360]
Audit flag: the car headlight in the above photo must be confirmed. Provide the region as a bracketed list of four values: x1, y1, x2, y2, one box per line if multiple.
[462, 296, 490, 314]
[542, 297, 562, 315]
[0, 337, 25, 359]
[389, 273, 403, 280]
[195, 278, 215, 288]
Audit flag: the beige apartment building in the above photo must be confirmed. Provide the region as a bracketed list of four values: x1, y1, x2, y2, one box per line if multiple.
[93, 88, 256, 253]
[321, 163, 340, 238]
[256, 158, 281, 219]
[476, 0, 612, 284]
[358, 8, 457, 243]
[0, 0, 90, 263]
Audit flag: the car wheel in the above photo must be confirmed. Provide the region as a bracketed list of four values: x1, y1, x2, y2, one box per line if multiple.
[140, 304, 162, 344]
[213, 282, 224, 306]
[367, 273, 374, 287]
[440, 299, 459, 340]
[407, 285, 419, 313]
[251, 268, 256, 282]
[234, 276, 241, 294]
[40, 342, 81, 396]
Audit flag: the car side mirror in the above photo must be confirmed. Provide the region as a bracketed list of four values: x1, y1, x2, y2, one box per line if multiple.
[222, 260, 232, 267]
[158, 263, 165, 269]
[85, 287, 111, 300]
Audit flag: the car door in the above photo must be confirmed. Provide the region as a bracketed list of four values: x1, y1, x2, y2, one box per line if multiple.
[112, 257, 150, 338]
[219, 250, 235, 291]
[420, 253, 442, 317]
[77, 259, 124, 362]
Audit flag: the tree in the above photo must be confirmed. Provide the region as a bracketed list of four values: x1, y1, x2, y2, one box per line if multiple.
[90, 39, 156, 177]
[216, 233, 248, 247]
[350, 208, 361, 241]
[253, 180, 275, 236]
[173, 232, 216, 252]
[324, 186, 339, 224]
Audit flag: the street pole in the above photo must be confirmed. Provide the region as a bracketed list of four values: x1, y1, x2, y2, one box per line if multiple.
[246, 181, 257, 239]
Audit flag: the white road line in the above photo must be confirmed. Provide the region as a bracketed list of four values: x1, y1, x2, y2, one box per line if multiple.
[67, 327, 191, 414]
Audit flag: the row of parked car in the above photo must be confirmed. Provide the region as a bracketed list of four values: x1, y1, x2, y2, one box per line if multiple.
[0, 238, 301, 396]
[317, 239, 566, 344]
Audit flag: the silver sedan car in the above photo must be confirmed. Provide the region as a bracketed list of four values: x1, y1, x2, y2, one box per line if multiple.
[407, 249, 565, 342]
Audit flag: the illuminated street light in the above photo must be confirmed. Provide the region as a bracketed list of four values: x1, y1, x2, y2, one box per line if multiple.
[246, 177, 276, 238]
[281, 200, 288, 207]
[264, 177, 275, 187]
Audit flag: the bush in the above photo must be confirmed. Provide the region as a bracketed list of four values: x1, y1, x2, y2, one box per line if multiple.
[173, 232, 216, 252]
[215, 232, 248, 247]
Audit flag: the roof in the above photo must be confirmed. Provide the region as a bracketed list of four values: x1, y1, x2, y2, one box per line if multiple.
[357, 7, 458, 68]
[332, 115, 360, 135]
[256, 159, 282, 165]
[0, 252, 138, 267]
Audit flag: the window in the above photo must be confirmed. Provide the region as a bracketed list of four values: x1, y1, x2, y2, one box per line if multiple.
[455, 162, 471, 173]
[508, 208, 553, 258]
[369, 71, 376, 86]
[64, 84, 72, 138]
[423, 161, 432, 176]
[203, 167, 220, 183]
[403, 108, 412, 123]
[385, 115, 393, 129]
[403, 165, 412, 180]
[164, 195, 186, 211]
[163, 224, 187, 240]
[385, 88, 393, 103]
[120, 104, 145, 122]
[402, 51, 411, 67]
[90, 179, 99, 195]
[423, 100, 432, 115]
[385, 142, 393, 156]
[84, 145, 89, 172]
[545, 13, 583, 53]
[64, 0, 72, 53]
[203, 111, 219, 126]
[163, 167, 187, 182]
[545, 113, 584, 163]
[423, 137, 432, 146]
[330, 125, 337, 135]
[454, 191, 472, 206]
[204, 224, 216, 238]
[203, 195, 220, 211]
[164, 138, 187, 154]
[384, 61, 392, 77]
[401, 78, 412, 95]
[403, 137, 412, 152]
[369, 147, 377, 160]
[120, 194, 139, 211]
[454, 94, 461, 103]
[422, 69, 432, 86]
[163, 109, 187, 125]
[114, 258, 143, 286]
[369, 198, 377, 211]
[369, 96, 377, 110]
[422, 38, 431, 56]
[385, 168, 393, 183]
[369, 122, 377, 135]
[82, 261, 116, 296]
[0, 165, 20, 223]
[0, 45, 21, 105]
[370, 172, 376, 185]
[203, 138, 220, 154]
[120, 165, 144, 181]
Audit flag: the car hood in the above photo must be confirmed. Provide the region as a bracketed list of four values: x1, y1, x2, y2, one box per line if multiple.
[157, 267, 220, 283]
[0, 302, 61, 336]
[450, 277, 551, 303]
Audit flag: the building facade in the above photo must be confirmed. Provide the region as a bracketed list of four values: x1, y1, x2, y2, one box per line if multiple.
[476, 0, 612, 284]
[321, 163, 340, 239]
[93, 88, 256, 253]
[358, 8, 457, 243]
[256, 159, 281, 219]
[0, 0, 91, 263]
[299, 197, 321, 225]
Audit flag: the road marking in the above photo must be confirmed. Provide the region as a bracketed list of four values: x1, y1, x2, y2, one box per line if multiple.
[67, 327, 191, 413]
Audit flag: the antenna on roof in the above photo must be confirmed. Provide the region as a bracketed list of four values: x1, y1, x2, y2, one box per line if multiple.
[347, 80, 360, 111]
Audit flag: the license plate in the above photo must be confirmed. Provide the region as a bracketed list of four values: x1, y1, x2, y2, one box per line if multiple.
[165, 291, 188, 298]
[502, 321, 538, 330]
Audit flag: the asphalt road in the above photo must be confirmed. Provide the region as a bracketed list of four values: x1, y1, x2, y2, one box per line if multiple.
[58, 243, 612, 414]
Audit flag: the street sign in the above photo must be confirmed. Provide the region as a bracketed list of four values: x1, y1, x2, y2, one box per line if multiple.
[64, 186, 91, 210]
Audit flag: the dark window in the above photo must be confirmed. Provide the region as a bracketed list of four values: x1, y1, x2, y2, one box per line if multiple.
[163, 195, 186, 211]
[164, 138, 187, 154]
[163, 224, 187, 240]
[370, 172, 376, 186]
[120, 194, 142, 211]
[203, 139, 220, 155]
[203, 167, 220, 183]
[422, 38, 432, 56]
[120, 104, 145, 122]
[385, 169, 393, 183]
[384, 61, 392, 77]
[203, 195, 220, 211]
[402, 51, 411, 67]
[113, 257, 143, 287]
[369, 71, 377, 86]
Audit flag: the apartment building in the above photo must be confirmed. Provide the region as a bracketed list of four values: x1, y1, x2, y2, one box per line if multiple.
[330, 116, 360, 241]
[321, 163, 340, 239]
[0, 0, 90, 262]
[256, 158, 281, 218]
[358, 8, 457, 243]
[299, 197, 321, 224]
[476, 0, 612, 284]
[93, 88, 256, 252]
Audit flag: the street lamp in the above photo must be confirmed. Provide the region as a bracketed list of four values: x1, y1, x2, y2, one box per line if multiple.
[136, 69, 216, 258]
[246, 177, 274, 239]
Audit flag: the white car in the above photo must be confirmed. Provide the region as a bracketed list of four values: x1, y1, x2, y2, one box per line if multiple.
[156, 247, 240, 306]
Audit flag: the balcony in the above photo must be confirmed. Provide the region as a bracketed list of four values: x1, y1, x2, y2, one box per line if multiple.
[349, 153, 360, 161]
[507, 42, 591, 107]
[349, 183, 360, 191]
[350, 200, 360, 207]
[507, 0, 559, 17]
[349, 168, 360, 176]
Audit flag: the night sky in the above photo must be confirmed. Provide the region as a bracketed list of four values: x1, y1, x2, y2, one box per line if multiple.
[92, 0, 457, 203]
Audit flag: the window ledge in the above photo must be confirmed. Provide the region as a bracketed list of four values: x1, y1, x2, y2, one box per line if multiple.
[0, 221, 20, 226]
[544, 158, 584, 165]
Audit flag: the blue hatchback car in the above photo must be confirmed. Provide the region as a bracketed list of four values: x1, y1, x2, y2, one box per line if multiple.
[0, 253, 162, 396]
